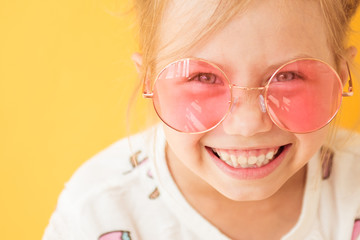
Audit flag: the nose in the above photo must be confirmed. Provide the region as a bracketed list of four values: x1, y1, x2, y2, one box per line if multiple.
[222, 91, 273, 137]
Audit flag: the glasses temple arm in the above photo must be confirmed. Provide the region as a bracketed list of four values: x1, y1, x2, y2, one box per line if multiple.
[142, 76, 154, 98]
[342, 62, 354, 97]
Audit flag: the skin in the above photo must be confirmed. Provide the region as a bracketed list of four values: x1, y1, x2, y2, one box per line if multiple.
[133, 0, 356, 238]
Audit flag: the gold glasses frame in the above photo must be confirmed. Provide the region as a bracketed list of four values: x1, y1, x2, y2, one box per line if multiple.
[142, 57, 354, 134]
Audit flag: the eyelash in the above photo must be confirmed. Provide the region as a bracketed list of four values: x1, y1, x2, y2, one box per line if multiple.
[187, 71, 304, 86]
[188, 72, 222, 84]
[272, 71, 304, 82]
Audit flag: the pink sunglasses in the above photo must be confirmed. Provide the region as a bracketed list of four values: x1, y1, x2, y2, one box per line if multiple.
[143, 58, 353, 134]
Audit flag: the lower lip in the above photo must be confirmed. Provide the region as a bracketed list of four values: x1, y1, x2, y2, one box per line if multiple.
[207, 144, 291, 180]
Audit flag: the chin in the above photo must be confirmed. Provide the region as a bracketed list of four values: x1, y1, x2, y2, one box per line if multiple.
[213, 181, 280, 202]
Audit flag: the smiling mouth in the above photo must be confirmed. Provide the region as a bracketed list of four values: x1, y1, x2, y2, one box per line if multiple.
[210, 145, 286, 168]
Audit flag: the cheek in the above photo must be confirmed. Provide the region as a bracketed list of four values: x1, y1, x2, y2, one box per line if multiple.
[293, 127, 329, 164]
[163, 125, 205, 163]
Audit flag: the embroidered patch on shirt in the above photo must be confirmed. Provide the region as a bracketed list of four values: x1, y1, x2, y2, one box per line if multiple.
[352, 219, 360, 240]
[320, 146, 334, 180]
[98, 231, 131, 240]
[123, 150, 149, 175]
[147, 169, 154, 179]
[130, 150, 148, 168]
[149, 187, 160, 200]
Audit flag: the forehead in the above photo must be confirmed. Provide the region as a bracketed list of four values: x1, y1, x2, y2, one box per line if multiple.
[158, 0, 332, 71]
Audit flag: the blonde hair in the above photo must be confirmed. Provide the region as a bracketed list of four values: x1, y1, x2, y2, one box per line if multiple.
[134, 0, 360, 82]
[133, 0, 253, 83]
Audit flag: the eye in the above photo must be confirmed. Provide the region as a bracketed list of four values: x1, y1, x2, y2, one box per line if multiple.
[189, 73, 220, 84]
[273, 71, 302, 82]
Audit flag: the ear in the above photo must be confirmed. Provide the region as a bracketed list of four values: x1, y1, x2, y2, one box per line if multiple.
[338, 46, 357, 85]
[131, 52, 143, 73]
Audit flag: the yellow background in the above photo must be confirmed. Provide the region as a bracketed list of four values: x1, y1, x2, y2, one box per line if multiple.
[0, 1, 359, 239]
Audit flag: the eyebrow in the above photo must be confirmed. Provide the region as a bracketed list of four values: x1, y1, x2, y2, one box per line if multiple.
[190, 53, 315, 69]
[255, 54, 317, 82]
[265, 54, 315, 73]
[185, 53, 316, 80]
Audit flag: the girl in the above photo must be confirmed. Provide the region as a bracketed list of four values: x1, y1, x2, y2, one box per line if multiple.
[44, 0, 360, 239]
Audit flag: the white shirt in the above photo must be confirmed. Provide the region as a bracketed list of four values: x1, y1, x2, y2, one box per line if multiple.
[43, 126, 360, 240]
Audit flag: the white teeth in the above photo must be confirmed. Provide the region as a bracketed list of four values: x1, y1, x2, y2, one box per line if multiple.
[214, 147, 280, 168]
[231, 155, 239, 167]
[248, 156, 257, 165]
[238, 155, 247, 165]
[220, 152, 230, 161]
[258, 154, 265, 163]
[266, 151, 274, 159]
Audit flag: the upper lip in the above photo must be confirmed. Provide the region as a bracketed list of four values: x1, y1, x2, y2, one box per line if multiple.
[207, 144, 289, 151]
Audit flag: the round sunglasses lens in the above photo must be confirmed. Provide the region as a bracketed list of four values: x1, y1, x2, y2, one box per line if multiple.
[266, 59, 342, 133]
[152, 59, 231, 133]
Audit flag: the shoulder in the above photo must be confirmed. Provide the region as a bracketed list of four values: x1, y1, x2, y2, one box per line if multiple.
[43, 128, 162, 232]
[61, 129, 155, 204]
[43, 127, 163, 239]
[331, 129, 360, 180]
[58, 127, 160, 208]
[333, 129, 360, 155]
[321, 129, 360, 217]
[302, 130, 360, 238]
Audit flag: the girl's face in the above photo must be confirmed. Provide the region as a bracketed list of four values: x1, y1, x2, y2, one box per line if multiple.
[161, 0, 336, 201]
